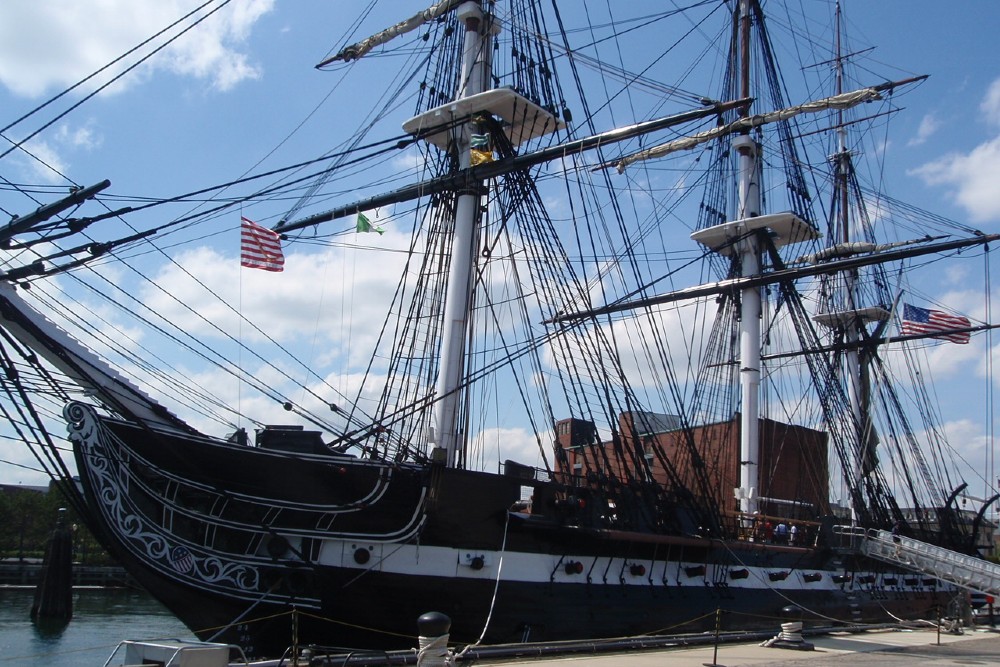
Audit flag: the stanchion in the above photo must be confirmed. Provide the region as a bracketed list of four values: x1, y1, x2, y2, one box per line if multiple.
[936, 605, 941, 646]
[291, 606, 299, 664]
[702, 607, 724, 667]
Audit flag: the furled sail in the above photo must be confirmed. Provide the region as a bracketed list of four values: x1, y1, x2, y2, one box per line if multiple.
[611, 85, 894, 173]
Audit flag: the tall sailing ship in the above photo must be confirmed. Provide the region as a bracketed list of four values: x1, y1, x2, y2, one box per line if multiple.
[0, 0, 996, 658]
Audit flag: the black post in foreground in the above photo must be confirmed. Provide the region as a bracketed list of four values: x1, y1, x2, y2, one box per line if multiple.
[30, 508, 73, 624]
[936, 605, 942, 646]
[702, 607, 724, 667]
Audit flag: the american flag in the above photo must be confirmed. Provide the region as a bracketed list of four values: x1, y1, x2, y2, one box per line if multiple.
[240, 217, 284, 272]
[900, 303, 971, 344]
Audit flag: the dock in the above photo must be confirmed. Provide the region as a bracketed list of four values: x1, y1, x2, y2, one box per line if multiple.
[0, 559, 131, 587]
[468, 626, 1000, 667]
[242, 625, 1000, 666]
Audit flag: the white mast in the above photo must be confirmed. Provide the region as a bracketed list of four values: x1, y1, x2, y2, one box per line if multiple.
[691, 0, 817, 516]
[734, 0, 762, 516]
[398, 1, 561, 468]
[432, 1, 493, 467]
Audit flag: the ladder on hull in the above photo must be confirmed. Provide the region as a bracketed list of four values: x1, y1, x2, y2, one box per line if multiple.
[838, 527, 1000, 596]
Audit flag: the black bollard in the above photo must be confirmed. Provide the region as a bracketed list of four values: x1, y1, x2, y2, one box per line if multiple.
[416, 611, 452, 666]
[762, 605, 813, 651]
[418, 611, 452, 636]
[31, 508, 74, 624]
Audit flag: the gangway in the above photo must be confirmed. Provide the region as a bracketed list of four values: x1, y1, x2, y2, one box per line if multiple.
[835, 526, 1000, 597]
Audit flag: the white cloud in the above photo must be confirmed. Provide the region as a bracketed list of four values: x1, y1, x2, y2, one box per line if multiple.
[907, 113, 940, 147]
[541, 297, 717, 422]
[8, 120, 103, 183]
[140, 228, 411, 369]
[11, 137, 67, 184]
[3, 231, 414, 447]
[918, 332, 983, 381]
[469, 426, 548, 471]
[0, 0, 274, 98]
[877, 417, 992, 509]
[910, 76, 1000, 224]
[980, 78, 1000, 126]
[909, 136, 1000, 224]
[54, 122, 100, 150]
[989, 339, 1000, 388]
[940, 418, 993, 492]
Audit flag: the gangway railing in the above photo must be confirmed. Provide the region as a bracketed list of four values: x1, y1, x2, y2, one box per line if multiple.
[834, 526, 1000, 597]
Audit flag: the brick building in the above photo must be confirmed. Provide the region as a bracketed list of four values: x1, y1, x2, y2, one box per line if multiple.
[554, 411, 829, 518]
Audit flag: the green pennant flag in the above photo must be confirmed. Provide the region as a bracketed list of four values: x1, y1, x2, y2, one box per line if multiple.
[356, 212, 384, 235]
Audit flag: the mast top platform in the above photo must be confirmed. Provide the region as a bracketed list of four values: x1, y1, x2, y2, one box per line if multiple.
[403, 88, 565, 150]
[690, 211, 820, 256]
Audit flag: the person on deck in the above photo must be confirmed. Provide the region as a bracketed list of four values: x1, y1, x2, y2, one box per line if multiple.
[892, 519, 903, 557]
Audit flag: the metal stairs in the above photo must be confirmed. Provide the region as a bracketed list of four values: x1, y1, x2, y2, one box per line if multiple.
[838, 527, 1000, 596]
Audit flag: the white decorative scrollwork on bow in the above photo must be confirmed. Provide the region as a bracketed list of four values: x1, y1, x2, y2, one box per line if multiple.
[64, 402, 260, 593]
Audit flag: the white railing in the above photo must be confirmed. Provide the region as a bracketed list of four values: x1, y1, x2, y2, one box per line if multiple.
[854, 528, 1000, 596]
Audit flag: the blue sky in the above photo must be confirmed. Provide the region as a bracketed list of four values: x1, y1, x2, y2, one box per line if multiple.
[0, 1, 994, 223]
[0, 1, 998, 503]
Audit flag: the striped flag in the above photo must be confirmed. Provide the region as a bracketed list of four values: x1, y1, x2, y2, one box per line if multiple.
[240, 217, 284, 272]
[900, 303, 971, 344]
[169, 545, 195, 574]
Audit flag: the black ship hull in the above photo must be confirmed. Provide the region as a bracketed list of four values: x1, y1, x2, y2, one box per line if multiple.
[67, 402, 949, 657]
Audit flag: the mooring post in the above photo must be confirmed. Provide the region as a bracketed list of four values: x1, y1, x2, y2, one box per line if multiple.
[416, 611, 452, 666]
[30, 508, 73, 625]
[761, 604, 813, 651]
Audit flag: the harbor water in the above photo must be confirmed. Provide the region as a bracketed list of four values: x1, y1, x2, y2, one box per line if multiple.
[0, 587, 194, 666]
